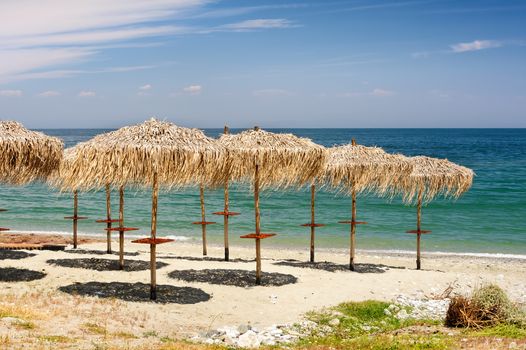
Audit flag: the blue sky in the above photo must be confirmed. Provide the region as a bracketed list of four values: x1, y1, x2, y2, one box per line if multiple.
[0, 0, 525, 128]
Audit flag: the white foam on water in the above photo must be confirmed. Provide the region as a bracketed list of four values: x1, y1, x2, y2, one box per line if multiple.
[8, 230, 194, 242]
[361, 248, 526, 260]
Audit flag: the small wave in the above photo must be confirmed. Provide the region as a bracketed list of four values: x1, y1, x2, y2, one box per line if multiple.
[361, 249, 526, 260]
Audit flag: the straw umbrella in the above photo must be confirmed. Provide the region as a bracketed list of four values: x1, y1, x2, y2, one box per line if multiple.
[213, 126, 240, 261]
[397, 156, 474, 270]
[57, 118, 229, 299]
[0, 120, 63, 235]
[220, 127, 326, 284]
[323, 140, 412, 271]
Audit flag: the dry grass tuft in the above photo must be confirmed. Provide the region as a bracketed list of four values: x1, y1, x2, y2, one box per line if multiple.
[445, 284, 525, 329]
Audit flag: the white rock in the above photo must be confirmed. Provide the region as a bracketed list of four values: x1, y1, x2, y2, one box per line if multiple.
[237, 330, 261, 348]
[328, 318, 340, 327]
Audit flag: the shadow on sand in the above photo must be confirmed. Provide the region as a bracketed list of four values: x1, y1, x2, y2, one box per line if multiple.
[0, 250, 36, 260]
[158, 255, 254, 263]
[59, 282, 210, 304]
[64, 249, 140, 257]
[47, 258, 168, 272]
[168, 268, 297, 287]
[273, 259, 405, 273]
[0, 267, 46, 282]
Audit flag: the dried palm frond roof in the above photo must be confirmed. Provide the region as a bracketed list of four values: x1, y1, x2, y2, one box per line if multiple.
[54, 118, 229, 191]
[398, 156, 474, 204]
[219, 127, 327, 188]
[0, 120, 63, 185]
[323, 143, 413, 195]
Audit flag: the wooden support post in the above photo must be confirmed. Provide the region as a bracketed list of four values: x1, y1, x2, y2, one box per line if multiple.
[254, 163, 262, 285]
[310, 184, 316, 263]
[119, 186, 124, 270]
[106, 184, 112, 254]
[350, 188, 356, 271]
[224, 181, 230, 261]
[150, 173, 159, 300]
[200, 184, 207, 256]
[73, 190, 78, 249]
[416, 189, 422, 270]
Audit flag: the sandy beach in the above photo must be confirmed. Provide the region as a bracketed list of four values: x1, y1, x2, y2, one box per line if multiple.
[1, 234, 525, 348]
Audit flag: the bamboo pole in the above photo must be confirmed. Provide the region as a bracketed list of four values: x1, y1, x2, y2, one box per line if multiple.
[224, 181, 230, 261]
[309, 184, 316, 263]
[223, 125, 230, 262]
[254, 163, 262, 285]
[73, 190, 78, 249]
[200, 184, 207, 256]
[350, 188, 356, 271]
[150, 172, 159, 300]
[118, 186, 124, 270]
[106, 184, 112, 254]
[416, 189, 422, 270]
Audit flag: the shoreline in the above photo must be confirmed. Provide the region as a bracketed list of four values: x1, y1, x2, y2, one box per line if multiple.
[4, 231, 526, 261]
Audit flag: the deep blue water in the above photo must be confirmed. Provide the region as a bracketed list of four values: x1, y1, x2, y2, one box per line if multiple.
[1, 128, 524, 255]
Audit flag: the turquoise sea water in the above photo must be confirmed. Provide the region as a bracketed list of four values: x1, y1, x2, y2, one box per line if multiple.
[1, 128, 524, 256]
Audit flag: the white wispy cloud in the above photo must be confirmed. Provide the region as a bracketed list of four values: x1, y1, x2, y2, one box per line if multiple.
[371, 88, 395, 97]
[78, 90, 96, 97]
[0, 0, 205, 83]
[140, 84, 152, 90]
[0, 89, 22, 97]
[252, 89, 293, 97]
[450, 40, 502, 53]
[341, 88, 395, 97]
[38, 90, 61, 97]
[220, 19, 297, 31]
[183, 85, 202, 94]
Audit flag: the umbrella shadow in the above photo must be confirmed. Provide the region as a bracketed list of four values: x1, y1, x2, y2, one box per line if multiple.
[0, 267, 46, 282]
[158, 255, 254, 263]
[0, 250, 36, 260]
[168, 269, 297, 287]
[59, 282, 210, 304]
[47, 258, 168, 272]
[64, 249, 140, 257]
[273, 259, 404, 274]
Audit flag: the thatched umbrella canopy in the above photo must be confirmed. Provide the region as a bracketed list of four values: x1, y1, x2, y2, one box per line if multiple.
[398, 156, 474, 270]
[55, 118, 229, 299]
[0, 120, 63, 185]
[220, 127, 327, 284]
[323, 140, 413, 270]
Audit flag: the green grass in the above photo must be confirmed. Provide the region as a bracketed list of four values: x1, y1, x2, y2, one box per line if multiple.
[82, 322, 108, 336]
[468, 323, 526, 339]
[38, 335, 76, 343]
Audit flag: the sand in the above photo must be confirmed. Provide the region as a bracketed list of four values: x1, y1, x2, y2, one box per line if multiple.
[1, 234, 525, 348]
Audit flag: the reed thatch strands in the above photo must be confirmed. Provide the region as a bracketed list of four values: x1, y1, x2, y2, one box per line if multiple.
[56, 118, 229, 300]
[323, 140, 413, 271]
[56, 118, 230, 191]
[220, 127, 327, 284]
[0, 120, 63, 185]
[399, 156, 474, 270]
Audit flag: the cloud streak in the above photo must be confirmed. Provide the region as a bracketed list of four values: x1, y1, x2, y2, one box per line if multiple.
[0, 89, 23, 97]
[450, 40, 502, 53]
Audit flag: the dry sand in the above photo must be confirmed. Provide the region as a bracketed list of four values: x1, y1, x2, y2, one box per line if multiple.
[1, 234, 525, 348]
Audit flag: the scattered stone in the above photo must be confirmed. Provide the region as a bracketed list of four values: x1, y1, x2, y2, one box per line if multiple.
[328, 318, 340, 327]
[237, 330, 260, 348]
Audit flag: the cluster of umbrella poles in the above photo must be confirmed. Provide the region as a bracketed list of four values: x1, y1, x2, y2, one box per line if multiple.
[0, 119, 474, 300]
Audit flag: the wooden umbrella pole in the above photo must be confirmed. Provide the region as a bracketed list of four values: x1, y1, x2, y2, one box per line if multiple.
[350, 188, 356, 271]
[150, 173, 159, 300]
[224, 181, 230, 261]
[106, 184, 112, 254]
[254, 163, 262, 285]
[118, 186, 124, 270]
[416, 189, 422, 270]
[200, 184, 207, 256]
[73, 190, 78, 249]
[310, 184, 316, 263]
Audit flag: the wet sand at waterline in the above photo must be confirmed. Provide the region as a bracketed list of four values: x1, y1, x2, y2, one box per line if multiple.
[1, 235, 525, 347]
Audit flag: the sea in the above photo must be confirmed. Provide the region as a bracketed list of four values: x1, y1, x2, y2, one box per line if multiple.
[1, 128, 524, 257]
